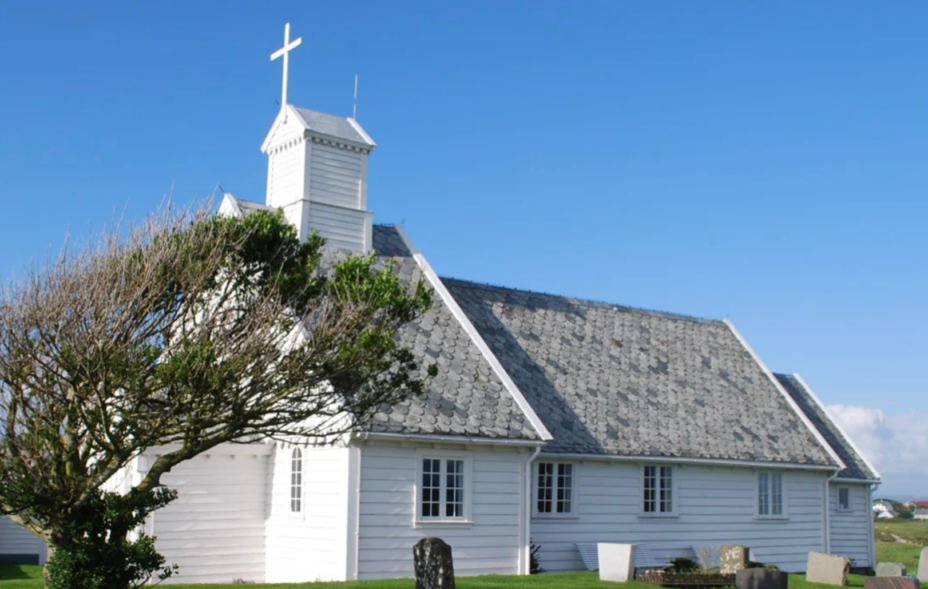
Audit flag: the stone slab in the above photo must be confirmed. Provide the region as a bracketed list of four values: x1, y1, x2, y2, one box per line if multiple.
[806, 552, 850, 586]
[865, 577, 920, 589]
[736, 568, 789, 589]
[877, 563, 908, 577]
[598, 543, 636, 583]
[413, 537, 455, 589]
[721, 545, 750, 574]
[918, 548, 928, 583]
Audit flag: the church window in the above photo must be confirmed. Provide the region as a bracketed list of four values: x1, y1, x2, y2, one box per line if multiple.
[642, 465, 674, 515]
[535, 462, 574, 516]
[419, 457, 468, 521]
[290, 447, 303, 513]
[757, 472, 786, 518]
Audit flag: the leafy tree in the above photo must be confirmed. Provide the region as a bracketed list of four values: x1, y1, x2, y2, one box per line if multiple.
[0, 204, 435, 588]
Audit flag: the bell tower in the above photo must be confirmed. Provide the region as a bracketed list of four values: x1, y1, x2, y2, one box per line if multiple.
[260, 23, 376, 252]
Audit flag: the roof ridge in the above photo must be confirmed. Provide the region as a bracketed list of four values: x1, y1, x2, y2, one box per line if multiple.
[441, 276, 724, 326]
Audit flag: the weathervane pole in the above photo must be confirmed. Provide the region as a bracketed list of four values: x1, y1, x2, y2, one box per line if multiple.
[353, 74, 359, 119]
[271, 22, 303, 116]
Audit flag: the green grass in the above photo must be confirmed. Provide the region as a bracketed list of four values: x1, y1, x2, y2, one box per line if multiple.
[0, 564, 871, 589]
[876, 541, 923, 570]
[874, 519, 928, 545]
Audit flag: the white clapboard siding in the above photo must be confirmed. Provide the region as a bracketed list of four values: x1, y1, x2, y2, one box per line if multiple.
[307, 202, 369, 252]
[147, 449, 269, 584]
[357, 443, 525, 580]
[531, 462, 827, 574]
[308, 143, 363, 209]
[829, 483, 872, 567]
[267, 141, 306, 209]
[265, 445, 351, 583]
[0, 516, 46, 565]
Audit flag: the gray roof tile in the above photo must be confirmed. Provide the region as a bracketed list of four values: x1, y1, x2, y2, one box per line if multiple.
[364, 226, 541, 441]
[292, 107, 374, 147]
[775, 374, 877, 480]
[442, 278, 837, 466]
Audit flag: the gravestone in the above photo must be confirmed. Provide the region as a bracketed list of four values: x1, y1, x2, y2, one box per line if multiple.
[720, 545, 750, 574]
[865, 577, 920, 589]
[876, 563, 908, 577]
[806, 552, 850, 586]
[413, 537, 455, 589]
[918, 548, 928, 583]
[598, 543, 636, 583]
[736, 568, 789, 589]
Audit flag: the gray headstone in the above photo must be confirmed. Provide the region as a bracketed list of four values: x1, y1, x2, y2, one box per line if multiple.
[919, 547, 928, 583]
[721, 545, 750, 574]
[736, 568, 789, 589]
[413, 537, 455, 589]
[876, 562, 908, 577]
[806, 552, 850, 586]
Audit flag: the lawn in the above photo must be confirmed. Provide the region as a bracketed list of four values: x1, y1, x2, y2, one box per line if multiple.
[874, 519, 928, 545]
[876, 541, 923, 570]
[0, 564, 870, 589]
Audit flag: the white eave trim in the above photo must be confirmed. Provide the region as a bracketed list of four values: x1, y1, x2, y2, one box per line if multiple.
[359, 431, 545, 448]
[540, 451, 841, 472]
[393, 224, 553, 442]
[347, 117, 377, 148]
[723, 319, 847, 472]
[793, 372, 882, 481]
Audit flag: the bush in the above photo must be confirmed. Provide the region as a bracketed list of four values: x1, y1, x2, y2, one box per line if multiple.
[746, 561, 779, 571]
[530, 539, 545, 575]
[667, 558, 701, 573]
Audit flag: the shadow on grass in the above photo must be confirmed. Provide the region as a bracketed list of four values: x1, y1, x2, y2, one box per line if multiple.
[0, 562, 43, 580]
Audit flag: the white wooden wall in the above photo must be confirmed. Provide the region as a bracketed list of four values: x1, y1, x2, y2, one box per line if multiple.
[264, 445, 351, 583]
[0, 516, 46, 565]
[531, 462, 828, 573]
[357, 442, 526, 580]
[829, 483, 873, 567]
[145, 447, 270, 584]
[308, 143, 363, 209]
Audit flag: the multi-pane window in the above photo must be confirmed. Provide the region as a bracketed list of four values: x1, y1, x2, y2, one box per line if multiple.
[643, 466, 673, 514]
[838, 487, 851, 511]
[290, 448, 303, 513]
[420, 458, 466, 520]
[536, 463, 574, 515]
[757, 472, 784, 517]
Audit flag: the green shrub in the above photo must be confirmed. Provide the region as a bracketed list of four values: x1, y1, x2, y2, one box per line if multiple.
[667, 558, 701, 573]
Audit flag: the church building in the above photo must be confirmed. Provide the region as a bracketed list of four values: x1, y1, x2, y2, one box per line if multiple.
[0, 23, 880, 584]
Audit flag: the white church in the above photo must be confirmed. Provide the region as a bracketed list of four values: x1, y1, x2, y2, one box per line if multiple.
[1, 23, 881, 584]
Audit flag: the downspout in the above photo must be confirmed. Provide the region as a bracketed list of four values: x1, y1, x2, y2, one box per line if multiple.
[824, 471, 840, 553]
[523, 446, 542, 575]
[868, 483, 880, 568]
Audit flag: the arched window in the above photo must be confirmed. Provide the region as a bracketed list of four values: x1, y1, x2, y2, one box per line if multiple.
[290, 448, 303, 513]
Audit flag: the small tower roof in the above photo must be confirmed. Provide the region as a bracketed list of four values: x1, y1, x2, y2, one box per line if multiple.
[261, 104, 375, 153]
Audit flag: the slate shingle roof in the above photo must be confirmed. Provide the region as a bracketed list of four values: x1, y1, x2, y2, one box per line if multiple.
[775, 374, 878, 480]
[292, 106, 374, 147]
[363, 226, 541, 441]
[442, 279, 838, 466]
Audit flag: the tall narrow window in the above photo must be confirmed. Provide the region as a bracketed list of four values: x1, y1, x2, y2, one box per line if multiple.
[290, 448, 303, 513]
[757, 472, 785, 518]
[838, 487, 851, 511]
[643, 466, 673, 514]
[419, 457, 467, 521]
[536, 463, 574, 515]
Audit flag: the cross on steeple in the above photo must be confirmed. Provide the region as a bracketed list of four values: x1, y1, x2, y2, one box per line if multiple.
[270, 22, 303, 113]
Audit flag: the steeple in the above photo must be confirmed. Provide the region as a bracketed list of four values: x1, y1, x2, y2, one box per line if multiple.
[261, 23, 376, 252]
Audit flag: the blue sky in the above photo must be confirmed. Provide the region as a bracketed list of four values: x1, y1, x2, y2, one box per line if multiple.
[1, 2, 925, 496]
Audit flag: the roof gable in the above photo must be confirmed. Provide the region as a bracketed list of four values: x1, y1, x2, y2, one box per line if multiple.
[261, 105, 375, 153]
[443, 279, 839, 467]
[775, 373, 879, 480]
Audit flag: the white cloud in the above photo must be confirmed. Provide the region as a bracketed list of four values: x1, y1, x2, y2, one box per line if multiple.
[826, 404, 928, 498]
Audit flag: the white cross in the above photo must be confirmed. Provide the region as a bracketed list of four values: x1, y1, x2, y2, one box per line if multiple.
[270, 22, 303, 113]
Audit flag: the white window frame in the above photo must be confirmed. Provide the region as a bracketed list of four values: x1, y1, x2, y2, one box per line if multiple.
[414, 451, 473, 526]
[290, 447, 304, 515]
[837, 486, 851, 512]
[755, 471, 788, 520]
[639, 464, 677, 517]
[533, 461, 578, 518]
